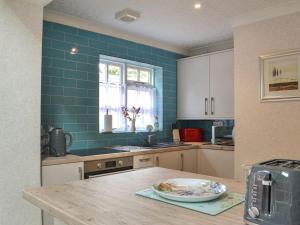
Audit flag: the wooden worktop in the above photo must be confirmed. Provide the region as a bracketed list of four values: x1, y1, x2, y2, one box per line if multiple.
[42, 143, 234, 166]
[24, 167, 245, 225]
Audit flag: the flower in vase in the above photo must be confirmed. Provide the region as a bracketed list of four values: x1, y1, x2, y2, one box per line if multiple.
[121, 106, 141, 122]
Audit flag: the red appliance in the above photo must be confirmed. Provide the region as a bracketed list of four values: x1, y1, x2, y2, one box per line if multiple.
[180, 128, 203, 142]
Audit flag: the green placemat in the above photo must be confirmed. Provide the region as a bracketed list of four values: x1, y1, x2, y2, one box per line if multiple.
[136, 189, 244, 216]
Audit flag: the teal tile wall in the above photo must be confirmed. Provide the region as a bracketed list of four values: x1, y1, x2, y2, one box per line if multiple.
[41, 21, 184, 151]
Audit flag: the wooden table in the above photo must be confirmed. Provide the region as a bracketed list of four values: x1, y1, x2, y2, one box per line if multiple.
[23, 168, 246, 225]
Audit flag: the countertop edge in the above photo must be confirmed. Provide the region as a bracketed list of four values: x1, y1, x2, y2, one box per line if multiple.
[23, 189, 86, 225]
[24, 168, 245, 225]
[42, 143, 234, 166]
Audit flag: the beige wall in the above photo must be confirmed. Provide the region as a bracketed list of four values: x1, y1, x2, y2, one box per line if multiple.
[234, 12, 300, 179]
[0, 0, 44, 225]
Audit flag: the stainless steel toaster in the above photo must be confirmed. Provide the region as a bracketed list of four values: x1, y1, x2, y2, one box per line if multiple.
[244, 159, 300, 225]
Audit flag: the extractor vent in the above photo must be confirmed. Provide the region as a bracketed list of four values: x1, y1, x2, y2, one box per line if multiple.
[115, 8, 140, 23]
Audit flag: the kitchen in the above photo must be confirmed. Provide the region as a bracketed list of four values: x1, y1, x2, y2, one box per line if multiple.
[1, 1, 300, 225]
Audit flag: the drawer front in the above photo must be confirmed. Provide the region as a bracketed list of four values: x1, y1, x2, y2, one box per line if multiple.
[133, 155, 154, 169]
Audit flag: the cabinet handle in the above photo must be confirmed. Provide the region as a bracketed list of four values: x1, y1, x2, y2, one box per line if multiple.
[156, 156, 159, 167]
[211, 97, 214, 115]
[78, 167, 83, 180]
[139, 158, 151, 162]
[180, 153, 184, 171]
[205, 98, 208, 115]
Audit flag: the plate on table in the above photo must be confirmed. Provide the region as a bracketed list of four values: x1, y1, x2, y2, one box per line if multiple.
[152, 178, 227, 202]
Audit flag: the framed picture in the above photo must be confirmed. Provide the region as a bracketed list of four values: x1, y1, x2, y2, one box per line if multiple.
[260, 50, 300, 102]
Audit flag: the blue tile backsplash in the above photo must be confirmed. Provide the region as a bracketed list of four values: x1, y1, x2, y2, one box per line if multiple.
[41, 21, 184, 151]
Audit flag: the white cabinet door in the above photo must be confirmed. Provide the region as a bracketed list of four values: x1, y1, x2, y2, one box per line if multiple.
[154, 151, 180, 170]
[42, 162, 84, 186]
[209, 50, 234, 119]
[179, 149, 197, 173]
[42, 162, 84, 225]
[177, 56, 210, 119]
[197, 149, 234, 179]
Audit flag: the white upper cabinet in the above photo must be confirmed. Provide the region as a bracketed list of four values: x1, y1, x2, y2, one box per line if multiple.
[177, 55, 210, 119]
[177, 49, 234, 119]
[209, 50, 234, 119]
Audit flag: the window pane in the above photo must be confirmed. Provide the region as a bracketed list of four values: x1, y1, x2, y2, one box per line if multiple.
[99, 55, 159, 132]
[99, 83, 125, 132]
[140, 70, 151, 83]
[108, 65, 121, 83]
[127, 86, 156, 131]
[99, 63, 106, 82]
[127, 67, 138, 81]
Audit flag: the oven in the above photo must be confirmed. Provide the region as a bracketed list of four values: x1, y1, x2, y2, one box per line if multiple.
[84, 156, 134, 179]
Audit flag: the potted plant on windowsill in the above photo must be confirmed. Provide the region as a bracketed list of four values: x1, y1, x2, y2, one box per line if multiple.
[121, 106, 141, 132]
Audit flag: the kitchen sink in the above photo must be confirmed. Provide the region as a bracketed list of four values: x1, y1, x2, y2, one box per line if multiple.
[140, 142, 191, 149]
[112, 142, 192, 152]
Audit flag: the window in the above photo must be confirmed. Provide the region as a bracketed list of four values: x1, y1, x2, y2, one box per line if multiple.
[99, 56, 158, 132]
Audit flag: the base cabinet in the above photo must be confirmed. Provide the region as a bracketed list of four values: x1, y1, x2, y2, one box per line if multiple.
[197, 149, 234, 179]
[154, 150, 197, 173]
[154, 151, 180, 170]
[179, 149, 197, 173]
[42, 162, 84, 225]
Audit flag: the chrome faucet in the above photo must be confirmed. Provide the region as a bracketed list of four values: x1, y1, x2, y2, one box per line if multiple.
[147, 134, 155, 146]
[135, 132, 156, 146]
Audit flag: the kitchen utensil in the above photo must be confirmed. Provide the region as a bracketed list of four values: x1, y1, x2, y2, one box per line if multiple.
[172, 129, 180, 143]
[244, 159, 300, 225]
[103, 109, 112, 133]
[49, 128, 72, 156]
[180, 128, 202, 142]
[152, 178, 227, 202]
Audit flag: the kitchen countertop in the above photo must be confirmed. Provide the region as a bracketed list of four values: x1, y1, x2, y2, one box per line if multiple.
[41, 154, 82, 166]
[42, 143, 234, 166]
[186, 142, 234, 151]
[23, 167, 245, 225]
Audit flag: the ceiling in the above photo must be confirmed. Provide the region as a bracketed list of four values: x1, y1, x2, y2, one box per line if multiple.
[46, 0, 300, 50]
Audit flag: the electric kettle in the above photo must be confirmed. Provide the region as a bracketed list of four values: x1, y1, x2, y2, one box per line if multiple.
[49, 128, 72, 156]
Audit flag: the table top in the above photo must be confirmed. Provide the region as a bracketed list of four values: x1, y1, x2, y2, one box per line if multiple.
[23, 167, 246, 225]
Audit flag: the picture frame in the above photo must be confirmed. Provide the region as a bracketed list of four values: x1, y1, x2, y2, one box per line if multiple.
[260, 50, 300, 102]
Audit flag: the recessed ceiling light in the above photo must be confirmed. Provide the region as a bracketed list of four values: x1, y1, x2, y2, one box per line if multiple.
[194, 3, 201, 9]
[70, 47, 78, 55]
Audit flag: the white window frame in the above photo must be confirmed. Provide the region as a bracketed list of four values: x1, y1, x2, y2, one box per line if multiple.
[126, 64, 154, 86]
[100, 60, 124, 85]
[99, 57, 156, 132]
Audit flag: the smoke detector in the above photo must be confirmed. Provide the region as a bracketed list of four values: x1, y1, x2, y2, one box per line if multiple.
[115, 8, 140, 23]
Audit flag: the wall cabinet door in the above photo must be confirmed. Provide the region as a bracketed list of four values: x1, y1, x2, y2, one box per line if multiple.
[210, 50, 234, 119]
[177, 50, 234, 119]
[177, 55, 210, 119]
[197, 149, 234, 179]
[179, 149, 197, 173]
[42, 162, 84, 225]
[154, 151, 180, 170]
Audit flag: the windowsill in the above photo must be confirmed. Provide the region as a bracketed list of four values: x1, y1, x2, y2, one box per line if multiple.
[100, 129, 163, 134]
